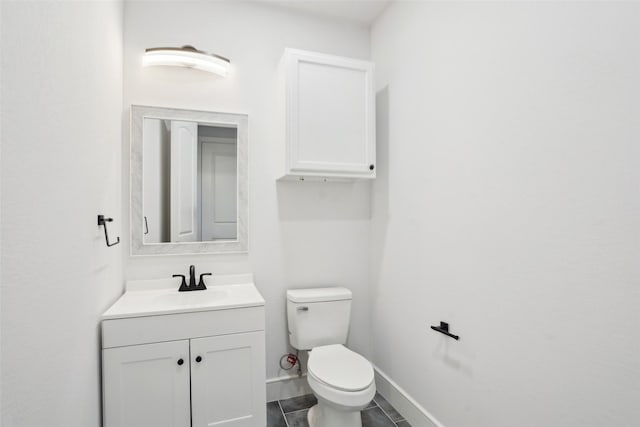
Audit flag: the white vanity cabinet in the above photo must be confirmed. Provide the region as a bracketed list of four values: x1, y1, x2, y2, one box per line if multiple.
[101, 279, 266, 427]
[190, 332, 265, 427]
[279, 48, 376, 180]
[102, 340, 192, 427]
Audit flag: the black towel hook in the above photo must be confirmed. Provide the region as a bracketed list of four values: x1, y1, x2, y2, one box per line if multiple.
[98, 215, 120, 247]
[431, 321, 459, 340]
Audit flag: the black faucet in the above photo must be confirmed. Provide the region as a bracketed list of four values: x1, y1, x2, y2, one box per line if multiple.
[189, 265, 197, 288]
[173, 265, 211, 292]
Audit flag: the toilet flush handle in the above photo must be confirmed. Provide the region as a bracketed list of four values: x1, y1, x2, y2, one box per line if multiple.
[297, 306, 309, 312]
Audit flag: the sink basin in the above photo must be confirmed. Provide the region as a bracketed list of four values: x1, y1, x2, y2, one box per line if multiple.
[154, 289, 229, 306]
[102, 274, 264, 320]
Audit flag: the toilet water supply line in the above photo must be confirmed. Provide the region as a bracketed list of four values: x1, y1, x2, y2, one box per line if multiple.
[280, 350, 302, 377]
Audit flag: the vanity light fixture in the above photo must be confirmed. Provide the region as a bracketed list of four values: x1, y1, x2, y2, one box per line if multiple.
[143, 45, 230, 77]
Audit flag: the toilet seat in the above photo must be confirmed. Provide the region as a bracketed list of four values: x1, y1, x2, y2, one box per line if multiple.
[308, 369, 375, 408]
[308, 344, 374, 392]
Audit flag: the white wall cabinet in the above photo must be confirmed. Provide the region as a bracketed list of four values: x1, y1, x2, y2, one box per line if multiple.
[102, 304, 266, 427]
[279, 48, 376, 180]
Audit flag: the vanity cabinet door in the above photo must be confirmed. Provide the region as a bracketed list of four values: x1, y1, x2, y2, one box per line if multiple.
[284, 48, 375, 179]
[103, 340, 191, 427]
[190, 331, 266, 427]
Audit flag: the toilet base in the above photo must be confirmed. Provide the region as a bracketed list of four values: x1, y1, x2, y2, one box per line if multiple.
[307, 403, 362, 427]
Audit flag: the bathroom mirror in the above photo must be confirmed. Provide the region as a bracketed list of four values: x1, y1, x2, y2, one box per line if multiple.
[131, 105, 247, 255]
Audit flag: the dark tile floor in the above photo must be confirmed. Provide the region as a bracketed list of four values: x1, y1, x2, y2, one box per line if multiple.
[268, 392, 412, 427]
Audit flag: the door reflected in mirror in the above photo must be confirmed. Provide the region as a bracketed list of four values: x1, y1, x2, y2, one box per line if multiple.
[143, 119, 238, 243]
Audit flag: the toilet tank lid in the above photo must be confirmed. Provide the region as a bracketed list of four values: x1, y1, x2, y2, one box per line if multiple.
[287, 287, 352, 303]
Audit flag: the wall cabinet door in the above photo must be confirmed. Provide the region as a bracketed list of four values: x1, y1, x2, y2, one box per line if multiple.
[190, 331, 266, 427]
[103, 340, 191, 427]
[284, 48, 375, 179]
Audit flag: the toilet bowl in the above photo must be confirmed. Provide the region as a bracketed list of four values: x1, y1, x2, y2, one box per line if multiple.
[305, 344, 375, 427]
[286, 287, 376, 427]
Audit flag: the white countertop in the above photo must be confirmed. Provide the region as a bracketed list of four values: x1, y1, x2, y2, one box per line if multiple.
[102, 274, 264, 320]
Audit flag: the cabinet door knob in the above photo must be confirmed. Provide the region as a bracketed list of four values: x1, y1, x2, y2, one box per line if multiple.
[369, 164, 375, 170]
[195, 356, 202, 363]
[177, 358, 184, 366]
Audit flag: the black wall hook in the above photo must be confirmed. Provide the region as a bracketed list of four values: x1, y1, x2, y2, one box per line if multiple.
[431, 321, 459, 340]
[98, 215, 120, 247]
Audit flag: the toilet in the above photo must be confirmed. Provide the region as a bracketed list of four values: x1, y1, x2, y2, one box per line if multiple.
[286, 287, 375, 427]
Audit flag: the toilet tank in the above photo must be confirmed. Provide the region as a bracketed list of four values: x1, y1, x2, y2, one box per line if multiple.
[286, 287, 352, 350]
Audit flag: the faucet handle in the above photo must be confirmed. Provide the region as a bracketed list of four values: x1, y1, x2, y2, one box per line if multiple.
[197, 273, 212, 290]
[173, 274, 189, 292]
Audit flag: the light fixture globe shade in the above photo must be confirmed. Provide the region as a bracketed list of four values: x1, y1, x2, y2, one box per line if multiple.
[143, 47, 230, 77]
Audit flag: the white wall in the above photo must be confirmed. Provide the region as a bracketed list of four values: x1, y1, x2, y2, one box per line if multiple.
[371, 2, 640, 426]
[0, 1, 123, 426]
[143, 118, 170, 243]
[123, 1, 372, 381]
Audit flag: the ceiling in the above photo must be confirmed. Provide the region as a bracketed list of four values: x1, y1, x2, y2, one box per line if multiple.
[266, 0, 393, 26]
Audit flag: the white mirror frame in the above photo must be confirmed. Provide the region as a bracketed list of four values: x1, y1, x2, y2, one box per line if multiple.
[130, 105, 248, 255]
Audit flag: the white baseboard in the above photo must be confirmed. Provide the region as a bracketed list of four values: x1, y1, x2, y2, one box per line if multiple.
[266, 373, 312, 402]
[374, 366, 444, 427]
